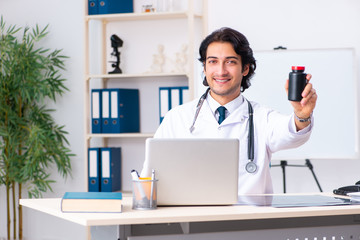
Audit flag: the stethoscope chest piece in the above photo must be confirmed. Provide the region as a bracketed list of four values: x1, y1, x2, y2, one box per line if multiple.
[245, 161, 257, 173]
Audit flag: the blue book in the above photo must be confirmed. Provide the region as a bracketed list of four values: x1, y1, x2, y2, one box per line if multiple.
[88, 148, 101, 192]
[98, 0, 133, 15]
[91, 89, 102, 133]
[88, 0, 98, 15]
[104, 88, 140, 133]
[61, 192, 122, 213]
[100, 147, 121, 192]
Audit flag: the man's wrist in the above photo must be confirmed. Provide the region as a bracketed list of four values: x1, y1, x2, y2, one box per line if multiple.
[294, 112, 312, 122]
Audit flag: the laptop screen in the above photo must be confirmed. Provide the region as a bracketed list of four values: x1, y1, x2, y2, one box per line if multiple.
[142, 138, 239, 206]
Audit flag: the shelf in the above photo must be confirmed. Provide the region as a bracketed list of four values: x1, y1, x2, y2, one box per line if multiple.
[87, 72, 188, 81]
[83, 0, 206, 200]
[86, 133, 154, 140]
[85, 11, 202, 22]
[81, 2, 207, 239]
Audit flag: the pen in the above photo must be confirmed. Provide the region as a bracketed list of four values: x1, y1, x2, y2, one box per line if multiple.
[150, 169, 155, 208]
[151, 169, 155, 181]
[131, 169, 147, 200]
[132, 169, 140, 178]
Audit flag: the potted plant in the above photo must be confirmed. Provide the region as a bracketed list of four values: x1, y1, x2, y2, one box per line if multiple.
[0, 17, 73, 240]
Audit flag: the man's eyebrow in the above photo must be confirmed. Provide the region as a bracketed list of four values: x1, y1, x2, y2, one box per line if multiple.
[206, 56, 240, 60]
[226, 56, 240, 60]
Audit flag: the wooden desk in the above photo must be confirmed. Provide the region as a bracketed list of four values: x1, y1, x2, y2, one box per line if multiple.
[20, 194, 360, 240]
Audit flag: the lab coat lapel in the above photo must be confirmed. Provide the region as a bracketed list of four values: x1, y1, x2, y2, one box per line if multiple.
[222, 100, 249, 125]
[197, 100, 219, 125]
[194, 94, 250, 126]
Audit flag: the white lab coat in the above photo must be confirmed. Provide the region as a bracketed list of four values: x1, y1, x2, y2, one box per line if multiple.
[142, 94, 313, 195]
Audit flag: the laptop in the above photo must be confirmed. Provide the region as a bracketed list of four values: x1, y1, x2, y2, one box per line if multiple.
[144, 138, 239, 206]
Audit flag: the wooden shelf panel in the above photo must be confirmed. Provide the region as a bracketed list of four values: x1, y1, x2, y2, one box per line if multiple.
[87, 72, 188, 80]
[87, 133, 154, 139]
[85, 11, 202, 22]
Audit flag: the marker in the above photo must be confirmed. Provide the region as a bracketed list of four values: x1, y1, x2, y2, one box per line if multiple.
[131, 169, 147, 200]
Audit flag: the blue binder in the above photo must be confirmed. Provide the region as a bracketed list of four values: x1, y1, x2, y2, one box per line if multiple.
[179, 86, 189, 104]
[170, 87, 181, 109]
[101, 89, 111, 133]
[159, 86, 189, 123]
[98, 0, 133, 14]
[100, 147, 121, 192]
[88, 0, 98, 15]
[106, 88, 140, 133]
[88, 148, 101, 192]
[159, 87, 170, 123]
[91, 89, 102, 133]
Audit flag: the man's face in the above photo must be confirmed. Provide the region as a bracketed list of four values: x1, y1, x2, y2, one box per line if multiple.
[204, 41, 249, 105]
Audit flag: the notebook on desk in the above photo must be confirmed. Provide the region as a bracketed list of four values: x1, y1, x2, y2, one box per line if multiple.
[144, 138, 239, 206]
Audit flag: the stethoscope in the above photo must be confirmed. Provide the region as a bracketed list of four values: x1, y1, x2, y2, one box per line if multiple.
[189, 88, 257, 173]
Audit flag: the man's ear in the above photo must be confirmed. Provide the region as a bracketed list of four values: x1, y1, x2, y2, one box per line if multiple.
[243, 64, 250, 76]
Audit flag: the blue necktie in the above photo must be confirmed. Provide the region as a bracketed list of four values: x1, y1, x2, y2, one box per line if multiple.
[217, 106, 226, 124]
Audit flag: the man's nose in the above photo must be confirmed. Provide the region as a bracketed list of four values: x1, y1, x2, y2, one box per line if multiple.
[218, 63, 228, 75]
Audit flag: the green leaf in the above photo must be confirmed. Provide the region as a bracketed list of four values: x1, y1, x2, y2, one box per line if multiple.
[0, 17, 74, 198]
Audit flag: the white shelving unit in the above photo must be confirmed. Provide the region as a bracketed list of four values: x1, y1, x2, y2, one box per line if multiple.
[83, 0, 208, 193]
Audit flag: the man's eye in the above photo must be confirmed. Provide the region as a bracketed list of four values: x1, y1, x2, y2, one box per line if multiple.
[208, 60, 217, 64]
[227, 60, 237, 65]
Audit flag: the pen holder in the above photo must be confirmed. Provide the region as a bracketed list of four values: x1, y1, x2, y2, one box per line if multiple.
[132, 177, 158, 210]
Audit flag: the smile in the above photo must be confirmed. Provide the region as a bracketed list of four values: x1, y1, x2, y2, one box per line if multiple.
[214, 78, 230, 83]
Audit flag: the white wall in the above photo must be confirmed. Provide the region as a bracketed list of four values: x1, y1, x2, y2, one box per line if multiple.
[0, 0, 360, 240]
[207, 0, 360, 194]
[0, 0, 86, 239]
